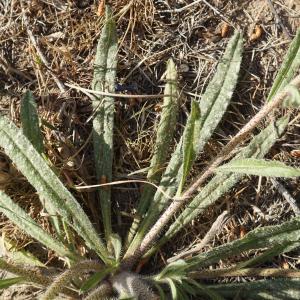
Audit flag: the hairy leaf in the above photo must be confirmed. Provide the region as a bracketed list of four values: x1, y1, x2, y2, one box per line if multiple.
[202, 279, 300, 300]
[110, 233, 122, 261]
[177, 100, 201, 194]
[125, 32, 243, 257]
[0, 236, 45, 267]
[267, 28, 300, 102]
[194, 31, 243, 157]
[217, 158, 300, 178]
[92, 5, 118, 239]
[184, 216, 300, 271]
[0, 191, 77, 260]
[145, 116, 289, 257]
[21, 92, 61, 235]
[126, 59, 179, 245]
[0, 117, 111, 263]
[20, 90, 44, 153]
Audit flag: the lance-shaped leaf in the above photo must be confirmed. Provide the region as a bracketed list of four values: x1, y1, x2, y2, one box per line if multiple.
[183, 216, 300, 271]
[177, 100, 201, 194]
[20, 91, 61, 235]
[0, 191, 78, 260]
[92, 5, 118, 240]
[267, 28, 300, 102]
[217, 158, 300, 178]
[126, 59, 179, 245]
[198, 278, 300, 300]
[20, 91, 44, 153]
[0, 117, 111, 263]
[125, 34, 243, 256]
[193, 31, 243, 159]
[145, 116, 289, 257]
[125, 140, 183, 256]
[0, 236, 45, 267]
[156, 216, 300, 280]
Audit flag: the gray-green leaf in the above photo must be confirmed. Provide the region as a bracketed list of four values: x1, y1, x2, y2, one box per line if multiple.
[0, 191, 78, 260]
[92, 5, 118, 240]
[217, 158, 300, 178]
[267, 28, 300, 102]
[20, 90, 44, 153]
[0, 116, 111, 263]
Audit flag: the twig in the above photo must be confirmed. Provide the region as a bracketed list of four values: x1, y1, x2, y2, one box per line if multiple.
[201, 0, 232, 25]
[20, 1, 67, 94]
[190, 267, 300, 279]
[74, 179, 175, 201]
[159, 0, 202, 13]
[266, 0, 291, 40]
[167, 211, 229, 263]
[270, 178, 300, 215]
[65, 82, 168, 99]
[0, 56, 33, 81]
[159, 0, 232, 25]
[122, 73, 300, 269]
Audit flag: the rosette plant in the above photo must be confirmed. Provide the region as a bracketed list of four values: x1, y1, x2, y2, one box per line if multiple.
[1, 6, 300, 300]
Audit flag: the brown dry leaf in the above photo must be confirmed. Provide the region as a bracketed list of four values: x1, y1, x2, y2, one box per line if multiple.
[220, 23, 230, 38]
[290, 150, 300, 158]
[250, 25, 263, 42]
[97, 0, 105, 17]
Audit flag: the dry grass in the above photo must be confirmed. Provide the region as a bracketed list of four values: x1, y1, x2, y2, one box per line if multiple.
[0, 0, 300, 282]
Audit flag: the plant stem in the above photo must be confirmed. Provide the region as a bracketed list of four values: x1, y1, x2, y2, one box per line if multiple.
[122, 73, 300, 269]
[0, 258, 50, 286]
[83, 281, 113, 300]
[41, 260, 103, 300]
[167, 211, 229, 263]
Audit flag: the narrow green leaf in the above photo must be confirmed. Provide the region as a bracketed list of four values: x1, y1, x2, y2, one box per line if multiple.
[217, 158, 300, 178]
[145, 116, 289, 258]
[203, 279, 300, 300]
[0, 191, 78, 260]
[267, 28, 300, 102]
[167, 279, 179, 300]
[92, 5, 118, 240]
[155, 260, 188, 280]
[233, 244, 288, 270]
[22, 91, 60, 235]
[154, 283, 167, 300]
[20, 90, 44, 153]
[126, 58, 179, 246]
[130, 32, 242, 251]
[188, 280, 225, 300]
[194, 31, 243, 156]
[109, 233, 122, 261]
[0, 277, 25, 289]
[185, 216, 300, 271]
[126, 33, 243, 256]
[177, 100, 201, 194]
[0, 236, 45, 267]
[0, 116, 111, 263]
[147, 59, 179, 182]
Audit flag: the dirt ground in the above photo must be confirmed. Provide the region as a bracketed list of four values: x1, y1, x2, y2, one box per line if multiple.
[0, 0, 300, 298]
